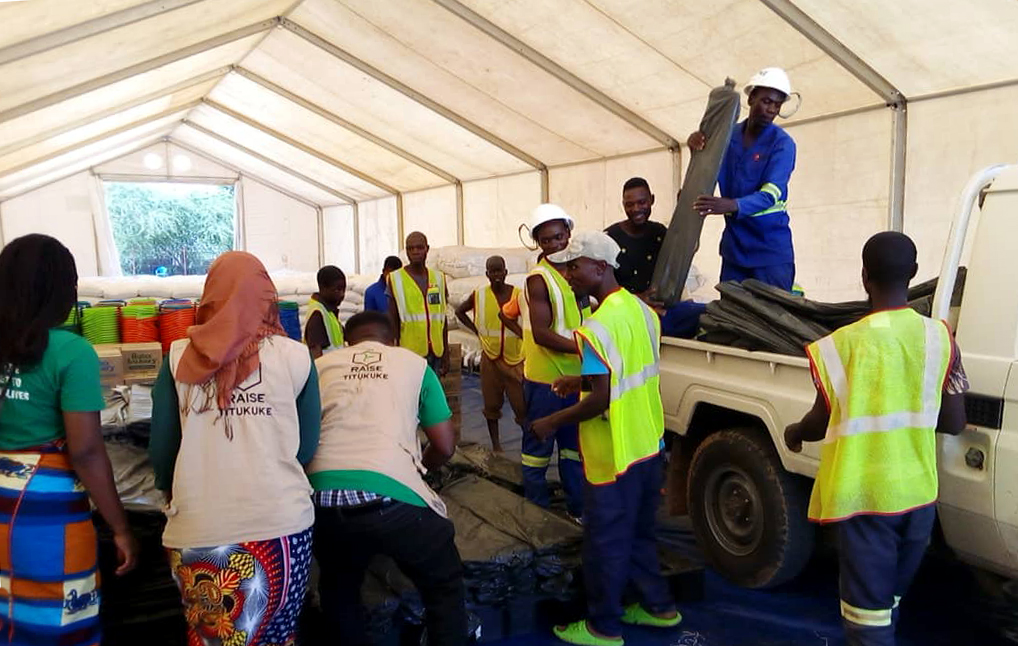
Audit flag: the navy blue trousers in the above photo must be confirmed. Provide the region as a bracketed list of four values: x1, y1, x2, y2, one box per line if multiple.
[522, 380, 584, 518]
[837, 505, 936, 646]
[583, 454, 675, 637]
[661, 301, 707, 339]
[721, 261, 795, 291]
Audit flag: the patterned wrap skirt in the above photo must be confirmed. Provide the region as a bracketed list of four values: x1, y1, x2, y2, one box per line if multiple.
[0, 443, 101, 646]
[168, 528, 312, 646]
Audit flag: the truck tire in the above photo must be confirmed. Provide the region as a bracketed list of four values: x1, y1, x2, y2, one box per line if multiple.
[687, 428, 814, 588]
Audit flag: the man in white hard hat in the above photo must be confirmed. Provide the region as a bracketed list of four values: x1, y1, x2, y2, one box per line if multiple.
[511, 204, 588, 521]
[688, 67, 798, 291]
[531, 230, 679, 646]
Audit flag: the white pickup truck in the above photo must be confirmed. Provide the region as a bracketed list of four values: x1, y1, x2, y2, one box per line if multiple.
[661, 165, 1018, 588]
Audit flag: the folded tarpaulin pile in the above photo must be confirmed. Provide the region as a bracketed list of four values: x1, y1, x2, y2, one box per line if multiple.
[696, 272, 960, 356]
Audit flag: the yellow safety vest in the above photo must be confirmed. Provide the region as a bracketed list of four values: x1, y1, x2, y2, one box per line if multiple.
[389, 267, 446, 358]
[575, 289, 664, 485]
[806, 308, 952, 523]
[519, 259, 587, 384]
[474, 286, 523, 365]
[305, 297, 344, 353]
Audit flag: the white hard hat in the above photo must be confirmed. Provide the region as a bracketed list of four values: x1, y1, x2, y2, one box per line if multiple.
[529, 203, 575, 241]
[548, 230, 621, 268]
[744, 67, 792, 98]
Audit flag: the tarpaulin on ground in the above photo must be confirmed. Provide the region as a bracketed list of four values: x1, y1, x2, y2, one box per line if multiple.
[651, 79, 741, 306]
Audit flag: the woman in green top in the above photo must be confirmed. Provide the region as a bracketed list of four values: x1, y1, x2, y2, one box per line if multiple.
[0, 234, 137, 645]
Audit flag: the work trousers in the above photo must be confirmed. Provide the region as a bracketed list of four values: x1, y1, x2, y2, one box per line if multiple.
[720, 261, 795, 291]
[583, 454, 675, 637]
[313, 501, 468, 646]
[661, 301, 707, 339]
[522, 379, 584, 518]
[480, 355, 526, 425]
[837, 505, 936, 646]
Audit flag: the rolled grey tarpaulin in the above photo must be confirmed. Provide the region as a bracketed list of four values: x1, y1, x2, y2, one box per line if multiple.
[651, 79, 741, 306]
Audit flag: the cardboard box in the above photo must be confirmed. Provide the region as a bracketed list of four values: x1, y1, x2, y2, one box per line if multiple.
[95, 345, 124, 385]
[120, 342, 163, 374]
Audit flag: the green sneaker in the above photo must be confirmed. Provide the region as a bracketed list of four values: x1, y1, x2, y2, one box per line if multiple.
[620, 604, 682, 628]
[552, 620, 624, 646]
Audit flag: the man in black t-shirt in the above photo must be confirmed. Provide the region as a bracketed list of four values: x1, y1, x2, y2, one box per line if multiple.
[604, 177, 669, 295]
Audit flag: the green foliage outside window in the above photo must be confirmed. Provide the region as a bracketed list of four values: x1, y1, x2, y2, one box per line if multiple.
[106, 182, 235, 276]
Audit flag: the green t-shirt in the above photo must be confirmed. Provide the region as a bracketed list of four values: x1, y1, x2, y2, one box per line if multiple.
[0, 330, 105, 449]
[309, 365, 452, 506]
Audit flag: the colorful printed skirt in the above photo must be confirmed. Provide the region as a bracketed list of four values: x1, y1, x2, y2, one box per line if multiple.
[168, 528, 312, 646]
[0, 444, 101, 646]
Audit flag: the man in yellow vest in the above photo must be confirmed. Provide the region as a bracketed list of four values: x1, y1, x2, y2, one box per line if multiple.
[532, 230, 679, 646]
[305, 265, 346, 359]
[518, 204, 587, 521]
[784, 232, 968, 646]
[455, 255, 525, 453]
[387, 231, 450, 375]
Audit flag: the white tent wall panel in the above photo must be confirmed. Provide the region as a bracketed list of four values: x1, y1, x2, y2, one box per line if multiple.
[462, 172, 542, 247]
[793, 0, 1018, 97]
[241, 177, 319, 273]
[402, 185, 458, 249]
[292, 0, 657, 164]
[0, 36, 255, 151]
[96, 142, 239, 180]
[244, 32, 531, 181]
[0, 173, 100, 276]
[187, 104, 385, 201]
[208, 73, 447, 192]
[549, 150, 677, 234]
[0, 0, 290, 113]
[322, 205, 358, 274]
[905, 86, 1018, 284]
[0, 0, 156, 49]
[0, 117, 182, 197]
[357, 196, 399, 276]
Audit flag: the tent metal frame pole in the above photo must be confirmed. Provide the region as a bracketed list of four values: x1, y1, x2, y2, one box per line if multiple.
[0, 103, 196, 178]
[0, 67, 230, 158]
[911, 77, 1018, 103]
[0, 202, 5, 247]
[540, 168, 550, 202]
[0, 0, 206, 66]
[280, 18, 548, 175]
[396, 192, 406, 250]
[757, 0, 902, 106]
[98, 173, 238, 184]
[781, 103, 887, 129]
[455, 180, 465, 245]
[180, 121, 355, 204]
[235, 173, 247, 251]
[0, 136, 166, 203]
[431, 0, 679, 150]
[0, 19, 276, 125]
[352, 201, 361, 274]
[202, 99, 399, 195]
[232, 67, 461, 185]
[169, 138, 327, 210]
[889, 105, 907, 232]
[316, 206, 325, 267]
[671, 146, 682, 205]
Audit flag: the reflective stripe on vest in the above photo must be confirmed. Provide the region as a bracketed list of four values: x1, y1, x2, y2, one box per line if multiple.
[474, 286, 523, 365]
[390, 268, 446, 358]
[520, 259, 585, 384]
[306, 297, 344, 353]
[805, 309, 952, 522]
[575, 290, 664, 485]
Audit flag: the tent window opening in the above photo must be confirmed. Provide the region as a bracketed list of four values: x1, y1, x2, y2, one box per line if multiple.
[105, 181, 236, 276]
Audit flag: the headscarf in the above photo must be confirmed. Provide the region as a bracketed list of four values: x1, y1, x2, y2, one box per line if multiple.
[175, 252, 284, 435]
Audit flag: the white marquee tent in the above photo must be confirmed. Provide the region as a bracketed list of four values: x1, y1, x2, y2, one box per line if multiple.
[1, 0, 1017, 301]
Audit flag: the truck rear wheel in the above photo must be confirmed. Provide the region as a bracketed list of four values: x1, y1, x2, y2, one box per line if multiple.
[688, 428, 814, 588]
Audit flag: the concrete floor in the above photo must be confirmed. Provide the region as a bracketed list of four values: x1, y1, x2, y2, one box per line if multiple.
[457, 372, 1017, 646]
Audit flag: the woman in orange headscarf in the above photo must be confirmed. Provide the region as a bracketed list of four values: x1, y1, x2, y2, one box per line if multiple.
[150, 251, 320, 646]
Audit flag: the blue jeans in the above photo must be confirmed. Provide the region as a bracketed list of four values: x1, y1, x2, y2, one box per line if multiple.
[837, 505, 936, 646]
[721, 261, 795, 291]
[522, 379, 584, 518]
[584, 454, 675, 637]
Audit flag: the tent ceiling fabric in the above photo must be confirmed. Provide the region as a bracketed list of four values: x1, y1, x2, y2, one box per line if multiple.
[2, 0, 1018, 204]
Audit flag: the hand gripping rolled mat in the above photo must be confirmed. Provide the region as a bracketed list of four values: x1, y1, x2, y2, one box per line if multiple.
[651, 79, 741, 306]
